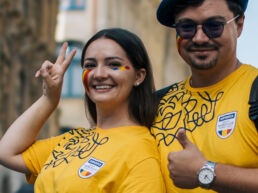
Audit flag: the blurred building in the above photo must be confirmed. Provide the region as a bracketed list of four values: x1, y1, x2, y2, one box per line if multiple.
[55, 0, 190, 130]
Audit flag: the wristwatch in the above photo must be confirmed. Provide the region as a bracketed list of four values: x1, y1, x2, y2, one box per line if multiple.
[197, 161, 216, 189]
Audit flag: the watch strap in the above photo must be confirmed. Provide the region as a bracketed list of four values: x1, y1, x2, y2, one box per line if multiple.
[206, 161, 216, 170]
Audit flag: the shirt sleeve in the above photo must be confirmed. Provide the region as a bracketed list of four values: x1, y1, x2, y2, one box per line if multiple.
[22, 134, 65, 183]
[116, 157, 166, 193]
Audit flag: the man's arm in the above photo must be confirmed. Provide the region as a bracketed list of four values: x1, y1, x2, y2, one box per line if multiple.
[213, 163, 258, 193]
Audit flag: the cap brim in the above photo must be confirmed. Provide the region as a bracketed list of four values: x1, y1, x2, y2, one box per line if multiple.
[239, 0, 248, 12]
[157, 0, 249, 27]
[157, 0, 177, 27]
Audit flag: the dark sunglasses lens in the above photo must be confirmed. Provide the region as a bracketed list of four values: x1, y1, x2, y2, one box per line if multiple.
[176, 22, 196, 39]
[203, 21, 224, 38]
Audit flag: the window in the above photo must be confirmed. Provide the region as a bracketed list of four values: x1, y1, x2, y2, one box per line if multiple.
[59, 0, 86, 11]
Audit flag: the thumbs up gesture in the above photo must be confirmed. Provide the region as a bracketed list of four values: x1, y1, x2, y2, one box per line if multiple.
[168, 128, 207, 189]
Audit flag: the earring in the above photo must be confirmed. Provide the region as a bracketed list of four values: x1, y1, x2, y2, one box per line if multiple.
[135, 82, 140, 86]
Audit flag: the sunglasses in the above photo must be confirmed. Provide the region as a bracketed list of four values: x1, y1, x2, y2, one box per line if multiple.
[172, 15, 240, 39]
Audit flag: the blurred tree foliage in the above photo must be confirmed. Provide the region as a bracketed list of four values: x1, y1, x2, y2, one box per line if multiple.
[0, 0, 59, 137]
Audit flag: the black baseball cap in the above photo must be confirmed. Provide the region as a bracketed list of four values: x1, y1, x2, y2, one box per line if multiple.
[157, 0, 249, 27]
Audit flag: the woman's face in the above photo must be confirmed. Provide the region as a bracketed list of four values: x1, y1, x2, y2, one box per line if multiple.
[82, 38, 145, 109]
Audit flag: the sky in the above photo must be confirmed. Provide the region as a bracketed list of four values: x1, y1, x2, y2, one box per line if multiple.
[237, 0, 258, 68]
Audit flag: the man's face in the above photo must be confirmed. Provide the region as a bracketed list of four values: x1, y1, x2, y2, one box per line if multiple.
[175, 0, 243, 70]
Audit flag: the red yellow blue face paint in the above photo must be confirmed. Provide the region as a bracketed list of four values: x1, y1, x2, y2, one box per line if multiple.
[176, 33, 183, 55]
[112, 65, 130, 71]
[82, 65, 130, 92]
[82, 69, 91, 92]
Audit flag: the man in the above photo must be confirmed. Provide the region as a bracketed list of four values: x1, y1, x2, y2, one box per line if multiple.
[151, 0, 258, 192]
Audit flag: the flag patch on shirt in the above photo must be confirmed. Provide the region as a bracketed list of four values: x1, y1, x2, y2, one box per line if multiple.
[78, 157, 105, 179]
[216, 112, 237, 139]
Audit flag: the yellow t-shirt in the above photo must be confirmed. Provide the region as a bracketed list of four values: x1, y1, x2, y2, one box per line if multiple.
[23, 126, 165, 193]
[151, 64, 258, 193]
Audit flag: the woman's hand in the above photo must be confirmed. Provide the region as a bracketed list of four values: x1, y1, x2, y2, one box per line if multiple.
[35, 42, 76, 106]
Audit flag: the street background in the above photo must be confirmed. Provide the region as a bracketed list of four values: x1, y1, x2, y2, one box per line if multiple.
[0, 0, 257, 192]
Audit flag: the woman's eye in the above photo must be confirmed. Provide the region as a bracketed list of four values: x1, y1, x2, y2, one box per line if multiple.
[83, 63, 96, 69]
[109, 62, 121, 68]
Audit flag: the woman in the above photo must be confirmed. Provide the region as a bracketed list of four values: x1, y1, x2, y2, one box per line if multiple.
[0, 28, 165, 193]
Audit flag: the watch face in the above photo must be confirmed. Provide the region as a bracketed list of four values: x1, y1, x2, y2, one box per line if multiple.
[198, 168, 214, 185]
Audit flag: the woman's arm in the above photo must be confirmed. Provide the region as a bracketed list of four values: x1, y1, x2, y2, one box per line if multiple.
[0, 42, 76, 173]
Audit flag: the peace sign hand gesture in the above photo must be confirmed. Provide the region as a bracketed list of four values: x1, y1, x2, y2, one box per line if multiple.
[35, 42, 76, 106]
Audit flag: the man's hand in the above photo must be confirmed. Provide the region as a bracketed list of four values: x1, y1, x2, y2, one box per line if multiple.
[167, 128, 207, 189]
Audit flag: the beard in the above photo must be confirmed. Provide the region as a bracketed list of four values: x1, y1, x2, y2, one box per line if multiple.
[186, 42, 219, 70]
[189, 55, 218, 70]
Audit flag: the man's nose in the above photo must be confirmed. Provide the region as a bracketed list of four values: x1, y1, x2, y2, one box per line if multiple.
[192, 25, 210, 43]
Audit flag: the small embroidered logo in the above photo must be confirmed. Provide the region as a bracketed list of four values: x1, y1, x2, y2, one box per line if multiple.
[78, 157, 105, 179]
[216, 112, 237, 139]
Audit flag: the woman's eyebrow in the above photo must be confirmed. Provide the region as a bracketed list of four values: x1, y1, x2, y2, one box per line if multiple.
[84, 58, 96, 62]
[105, 56, 124, 61]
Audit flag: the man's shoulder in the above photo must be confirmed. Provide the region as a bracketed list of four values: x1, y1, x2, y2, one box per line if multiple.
[242, 64, 258, 75]
[156, 81, 186, 101]
[156, 85, 173, 100]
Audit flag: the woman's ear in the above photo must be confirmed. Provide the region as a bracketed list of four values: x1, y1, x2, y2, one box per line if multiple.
[134, 68, 146, 86]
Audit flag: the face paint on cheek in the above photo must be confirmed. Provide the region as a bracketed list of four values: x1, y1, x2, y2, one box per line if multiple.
[176, 33, 183, 55]
[112, 65, 130, 71]
[82, 69, 91, 92]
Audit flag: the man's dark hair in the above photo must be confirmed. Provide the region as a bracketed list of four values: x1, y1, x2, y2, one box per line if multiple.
[81, 28, 157, 128]
[172, 0, 244, 24]
[226, 0, 245, 18]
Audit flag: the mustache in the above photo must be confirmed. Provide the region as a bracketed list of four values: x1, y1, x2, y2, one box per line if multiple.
[187, 42, 219, 51]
